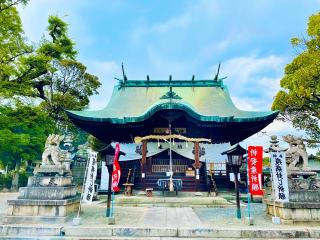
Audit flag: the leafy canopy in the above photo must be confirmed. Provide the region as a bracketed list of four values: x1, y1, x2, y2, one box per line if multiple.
[0, 1, 101, 171]
[272, 12, 320, 144]
[17, 15, 101, 126]
[0, 103, 55, 170]
[0, 0, 32, 97]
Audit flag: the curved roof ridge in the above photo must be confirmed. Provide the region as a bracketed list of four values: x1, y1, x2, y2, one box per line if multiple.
[67, 81, 279, 124]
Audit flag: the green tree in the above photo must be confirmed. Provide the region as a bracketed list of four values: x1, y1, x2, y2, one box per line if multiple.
[272, 12, 320, 144]
[0, 1, 101, 187]
[1, 6, 100, 127]
[0, 0, 32, 97]
[0, 0, 29, 12]
[0, 103, 55, 188]
[17, 15, 101, 127]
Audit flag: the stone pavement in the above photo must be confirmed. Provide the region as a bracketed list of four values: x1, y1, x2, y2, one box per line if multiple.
[0, 192, 17, 221]
[142, 207, 203, 228]
[1, 192, 320, 239]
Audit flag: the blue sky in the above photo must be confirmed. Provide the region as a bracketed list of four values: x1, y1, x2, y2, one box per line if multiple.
[19, 0, 320, 152]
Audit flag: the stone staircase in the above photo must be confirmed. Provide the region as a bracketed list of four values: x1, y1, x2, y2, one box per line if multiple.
[71, 164, 86, 185]
[1, 225, 320, 239]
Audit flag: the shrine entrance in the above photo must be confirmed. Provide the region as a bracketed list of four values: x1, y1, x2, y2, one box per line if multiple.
[144, 150, 207, 191]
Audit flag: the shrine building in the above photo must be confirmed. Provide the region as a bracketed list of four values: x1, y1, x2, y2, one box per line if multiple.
[67, 75, 278, 192]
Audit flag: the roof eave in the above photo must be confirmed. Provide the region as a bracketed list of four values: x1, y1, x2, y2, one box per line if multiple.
[66, 108, 279, 125]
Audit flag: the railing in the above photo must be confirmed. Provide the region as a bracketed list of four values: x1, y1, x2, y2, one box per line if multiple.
[208, 162, 227, 175]
[151, 158, 189, 173]
[152, 165, 188, 173]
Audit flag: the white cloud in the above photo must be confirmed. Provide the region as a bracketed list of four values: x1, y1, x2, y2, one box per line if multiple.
[130, 0, 221, 43]
[221, 55, 285, 84]
[213, 54, 287, 111]
[86, 61, 121, 110]
[145, 45, 198, 79]
[231, 96, 260, 111]
[152, 13, 191, 33]
[152, 0, 220, 33]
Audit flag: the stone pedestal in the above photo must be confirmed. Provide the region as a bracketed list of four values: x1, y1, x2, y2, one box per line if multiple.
[265, 171, 320, 224]
[5, 165, 80, 224]
[265, 198, 320, 224]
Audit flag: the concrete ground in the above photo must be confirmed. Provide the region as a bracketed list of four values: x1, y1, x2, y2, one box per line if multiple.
[0, 192, 17, 221]
[0, 192, 320, 239]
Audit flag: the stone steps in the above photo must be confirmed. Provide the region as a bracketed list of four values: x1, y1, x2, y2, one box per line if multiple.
[1, 225, 320, 239]
[1, 237, 318, 240]
[114, 196, 231, 207]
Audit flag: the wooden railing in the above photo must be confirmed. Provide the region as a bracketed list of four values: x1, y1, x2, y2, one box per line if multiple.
[151, 165, 188, 173]
[208, 162, 227, 175]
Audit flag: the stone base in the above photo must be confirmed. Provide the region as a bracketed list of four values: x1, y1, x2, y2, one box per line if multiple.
[34, 165, 71, 176]
[265, 199, 320, 223]
[4, 215, 73, 224]
[288, 170, 317, 178]
[107, 216, 115, 225]
[245, 216, 254, 225]
[27, 175, 73, 187]
[289, 190, 320, 202]
[5, 196, 80, 224]
[18, 186, 77, 200]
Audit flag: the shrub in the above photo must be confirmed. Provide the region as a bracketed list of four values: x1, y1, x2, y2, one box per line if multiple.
[0, 174, 13, 189]
[18, 170, 29, 187]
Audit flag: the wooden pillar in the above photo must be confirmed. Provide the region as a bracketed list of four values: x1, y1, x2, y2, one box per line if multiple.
[193, 142, 202, 192]
[141, 141, 147, 189]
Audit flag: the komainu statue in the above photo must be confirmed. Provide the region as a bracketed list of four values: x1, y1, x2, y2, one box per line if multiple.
[283, 134, 308, 170]
[41, 134, 65, 166]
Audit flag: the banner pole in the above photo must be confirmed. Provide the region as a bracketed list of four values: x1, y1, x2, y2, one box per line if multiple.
[270, 152, 277, 218]
[246, 150, 251, 224]
[111, 190, 115, 217]
[77, 149, 91, 218]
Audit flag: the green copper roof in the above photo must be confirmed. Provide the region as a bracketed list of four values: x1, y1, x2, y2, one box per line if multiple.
[67, 79, 279, 124]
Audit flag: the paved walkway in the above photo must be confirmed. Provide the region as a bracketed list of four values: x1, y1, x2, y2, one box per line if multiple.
[0, 192, 17, 221]
[142, 207, 203, 228]
[1, 192, 320, 239]
[0, 192, 317, 229]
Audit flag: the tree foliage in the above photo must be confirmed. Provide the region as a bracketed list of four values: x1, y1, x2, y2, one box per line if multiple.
[0, 0, 32, 97]
[272, 12, 320, 143]
[1, 1, 100, 125]
[0, 103, 54, 170]
[87, 135, 108, 152]
[0, 1, 101, 174]
[16, 15, 101, 126]
[0, 0, 29, 12]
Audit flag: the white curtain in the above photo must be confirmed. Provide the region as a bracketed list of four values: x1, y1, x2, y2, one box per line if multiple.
[111, 142, 230, 163]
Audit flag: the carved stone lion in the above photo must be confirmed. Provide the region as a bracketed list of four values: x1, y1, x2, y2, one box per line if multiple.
[41, 134, 65, 166]
[283, 134, 308, 170]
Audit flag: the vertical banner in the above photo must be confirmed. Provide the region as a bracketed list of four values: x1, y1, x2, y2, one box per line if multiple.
[248, 146, 263, 195]
[83, 150, 98, 203]
[270, 152, 289, 202]
[99, 162, 109, 191]
[112, 143, 121, 192]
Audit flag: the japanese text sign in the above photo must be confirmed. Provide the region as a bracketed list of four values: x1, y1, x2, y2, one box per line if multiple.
[248, 146, 263, 195]
[83, 150, 98, 203]
[270, 152, 289, 202]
